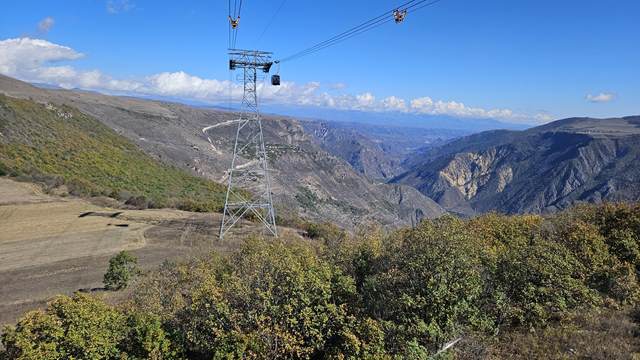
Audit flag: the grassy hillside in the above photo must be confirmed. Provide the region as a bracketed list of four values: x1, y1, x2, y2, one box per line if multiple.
[0, 94, 226, 211]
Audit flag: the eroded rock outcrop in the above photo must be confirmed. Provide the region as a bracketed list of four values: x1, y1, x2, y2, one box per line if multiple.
[394, 116, 640, 215]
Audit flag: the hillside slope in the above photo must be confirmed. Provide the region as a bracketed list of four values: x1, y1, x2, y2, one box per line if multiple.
[394, 116, 640, 215]
[301, 120, 404, 180]
[301, 120, 463, 181]
[0, 94, 227, 211]
[0, 75, 444, 227]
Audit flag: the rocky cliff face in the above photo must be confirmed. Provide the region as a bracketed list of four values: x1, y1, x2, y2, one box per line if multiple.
[0, 75, 445, 227]
[301, 121, 405, 180]
[300, 120, 464, 181]
[394, 117, 640, 215]
[437, 147, 512, 199]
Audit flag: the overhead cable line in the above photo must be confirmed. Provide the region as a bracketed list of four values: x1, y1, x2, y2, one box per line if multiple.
[234, 0, 244, 47]
[228, 0, 244, 48]
[256, 0, 288, 43]
[277, 0, 444, 63]
[280, 16, 392, 63]
[278, 0, 419, 62]
[279, 0, 443, 62]
[409, 0, 444, 14]
[228, 0, 233, 48]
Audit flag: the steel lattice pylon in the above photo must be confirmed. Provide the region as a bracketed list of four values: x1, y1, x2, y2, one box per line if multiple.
[219, 49, 277, 239]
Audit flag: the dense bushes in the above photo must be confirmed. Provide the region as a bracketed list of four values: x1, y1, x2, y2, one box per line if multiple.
[3, 203, 640, 359]
[0, 294, 175, 360]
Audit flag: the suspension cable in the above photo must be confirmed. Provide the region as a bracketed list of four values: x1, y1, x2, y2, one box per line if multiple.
[279, 0, 419, 62]
[277, 0, 444, 63]
[228, 0, 245, 48]
[257, 0, 288, 44]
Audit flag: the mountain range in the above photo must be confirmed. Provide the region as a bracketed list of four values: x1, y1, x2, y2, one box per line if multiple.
[2, 74, 639, 223]
[301, 120, 464, 180]
[0, 75, 444, 228]
[393, 116, 640, 215]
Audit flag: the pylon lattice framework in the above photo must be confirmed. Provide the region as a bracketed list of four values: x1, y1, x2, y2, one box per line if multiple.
[218, 49, 277, 239]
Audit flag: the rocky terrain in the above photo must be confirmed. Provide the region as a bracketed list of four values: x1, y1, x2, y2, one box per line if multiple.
[301, 120, 462, 180]
[0, 75, 444, 227]
[393, 116, 640, 215]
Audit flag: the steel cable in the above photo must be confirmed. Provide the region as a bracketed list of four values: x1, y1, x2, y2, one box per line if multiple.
[277, 0, 443, 63]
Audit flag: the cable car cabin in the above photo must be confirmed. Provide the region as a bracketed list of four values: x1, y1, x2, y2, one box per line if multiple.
[228, 16, 240, 29]
[271, 75, 280, 86]
[393, 9, 407, 23]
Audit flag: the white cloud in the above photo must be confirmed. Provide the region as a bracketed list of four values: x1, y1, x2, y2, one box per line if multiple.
[0, 38, 83, 80]
[37, 17, 55, 34]
[356, 92, 376, 108]
[410, 96, 522, 121]
[381, 96, 407, 111]
[107, 0, 135, 14]
[586, 92, 615, 103]
[411, 96, 434, 110]
[0, 37, 552, 124]
[147, 71, 230, 99]
[328, 82, 347, 90]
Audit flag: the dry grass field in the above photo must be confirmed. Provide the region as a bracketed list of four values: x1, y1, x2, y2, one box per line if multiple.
[0, 178, 297, 326]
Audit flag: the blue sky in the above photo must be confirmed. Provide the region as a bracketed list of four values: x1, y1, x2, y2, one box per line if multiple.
[0, 0, 638, 124]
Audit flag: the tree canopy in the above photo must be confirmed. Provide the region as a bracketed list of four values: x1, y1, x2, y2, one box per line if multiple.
[3, 203, 640, 359]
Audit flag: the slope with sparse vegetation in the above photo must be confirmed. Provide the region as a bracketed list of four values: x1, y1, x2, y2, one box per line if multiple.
[0, 94, 227, 212]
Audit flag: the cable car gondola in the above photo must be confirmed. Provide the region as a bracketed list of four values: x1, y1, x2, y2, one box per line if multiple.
[228, 15, 240, 29]
[393, 9, 407, 23]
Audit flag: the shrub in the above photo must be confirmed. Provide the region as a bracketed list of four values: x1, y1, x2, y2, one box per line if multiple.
[0, 161, 8, 176]
[590, 204, 640, 267]
[304, 221, 345, 243]
[181, 238, 359, 358]
[599, 260, 640, 304]
[493, 237, 599, 328]
[120, 310, 179, 359]
[104, 251, 139, 291]
[359, 217, 487, 354]
[1, 294, 179, 360]
[1, 294, 126, 359]
[125, 195, 150, 210]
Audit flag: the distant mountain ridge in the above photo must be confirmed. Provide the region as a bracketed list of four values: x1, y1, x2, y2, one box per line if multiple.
[262, 104, 531, 132]
[393, 116, 640, 215]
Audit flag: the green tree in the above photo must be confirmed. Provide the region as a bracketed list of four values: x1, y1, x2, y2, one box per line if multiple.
[104, 250, 139, 291]
[1, 294, 180, 360]
[359, 217, 486, 354]
[494, 237, 599, 328]
[120, 310, 180, 360]
[182, 238, 360, 359]
[1, 294, 126, 359]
